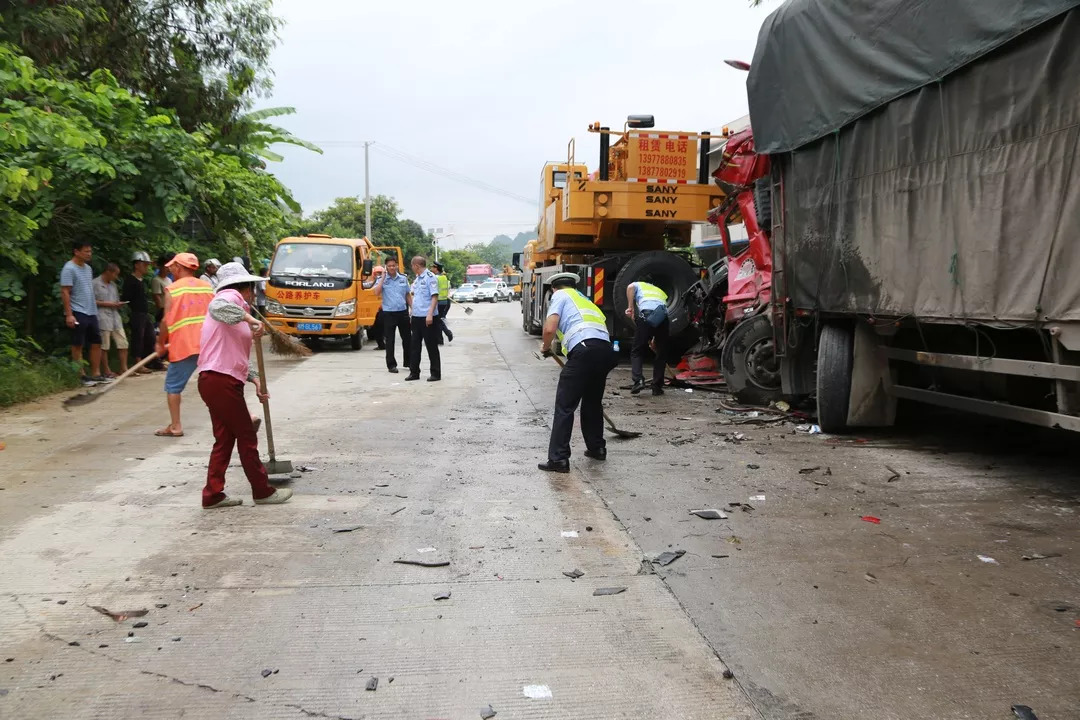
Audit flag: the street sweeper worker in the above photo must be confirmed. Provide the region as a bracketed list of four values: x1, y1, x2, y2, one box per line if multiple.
[625, 280, 670, 396]
[537, 272, 618, 473]
[196, 261, 293, 509]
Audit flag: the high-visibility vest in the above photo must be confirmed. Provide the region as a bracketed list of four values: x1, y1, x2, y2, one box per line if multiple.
[635, 281, 668, 305]
[436, 273, 450, 300]
[164, 277, 213, 361]
[555, 289, 607, 355]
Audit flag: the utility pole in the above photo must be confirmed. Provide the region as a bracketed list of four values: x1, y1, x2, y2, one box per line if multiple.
[364, 141, 372, 241]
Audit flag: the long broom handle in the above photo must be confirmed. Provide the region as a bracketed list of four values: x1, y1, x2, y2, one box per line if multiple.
[253, 337, 277, 462]
[87, 351, 163, 398]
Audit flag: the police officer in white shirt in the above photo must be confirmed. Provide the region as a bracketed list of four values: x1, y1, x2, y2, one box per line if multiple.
[538, 272, 617, 473]
[407, 255, 441, 381]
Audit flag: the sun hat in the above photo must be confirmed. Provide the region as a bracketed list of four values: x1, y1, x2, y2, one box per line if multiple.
[166, 252, 200, 270]
[214, 261, 266, 292]
[549, 272, 580, 288]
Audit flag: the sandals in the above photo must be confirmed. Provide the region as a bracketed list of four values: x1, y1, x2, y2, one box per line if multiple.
[154, 428, 184, 437]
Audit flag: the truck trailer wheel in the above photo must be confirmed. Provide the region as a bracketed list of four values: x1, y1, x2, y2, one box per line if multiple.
[612, 251, 698, 335]
[721, 314, 782, 405]
[816, 322, 854, 432]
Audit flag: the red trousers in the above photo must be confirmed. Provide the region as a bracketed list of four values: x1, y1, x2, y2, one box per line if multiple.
[197, 371, 275, 507]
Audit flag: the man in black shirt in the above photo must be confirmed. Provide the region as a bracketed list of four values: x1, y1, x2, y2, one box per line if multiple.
[122, 251, 161, 372]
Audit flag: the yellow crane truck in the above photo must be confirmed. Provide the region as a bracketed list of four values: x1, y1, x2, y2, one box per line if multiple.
[263, 234, 403, 350]
[517, 116, 724, 343]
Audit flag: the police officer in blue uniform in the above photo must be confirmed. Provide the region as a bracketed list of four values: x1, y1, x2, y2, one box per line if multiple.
[538, 272, 617, 473]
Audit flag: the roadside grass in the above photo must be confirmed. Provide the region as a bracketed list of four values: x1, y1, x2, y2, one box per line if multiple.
[0, 357, 81, 408]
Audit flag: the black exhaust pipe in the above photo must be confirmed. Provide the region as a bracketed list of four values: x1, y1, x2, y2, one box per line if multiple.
[599, 127, 610, 181]
[698, 131, 711, 185]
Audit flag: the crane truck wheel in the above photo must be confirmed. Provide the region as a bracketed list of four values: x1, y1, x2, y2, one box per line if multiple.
[721, 313, 782, 405]
[612, 251, 699, 335]
[816, 322, 855, 433]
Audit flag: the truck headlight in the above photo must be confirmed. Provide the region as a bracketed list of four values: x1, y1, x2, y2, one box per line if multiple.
[265, 299, 284, 315]
[334, 299, 356, 317]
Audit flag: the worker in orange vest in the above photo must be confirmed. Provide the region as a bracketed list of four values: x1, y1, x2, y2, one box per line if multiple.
[155, 252, 214, 437]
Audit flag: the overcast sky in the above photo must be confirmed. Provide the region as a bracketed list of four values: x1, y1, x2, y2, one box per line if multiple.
[266, 0, 774, 249]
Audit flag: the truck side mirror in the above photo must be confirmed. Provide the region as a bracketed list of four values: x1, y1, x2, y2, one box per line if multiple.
[512, 252, 521, 268]
[361, 258, 373, 276]
[627, 115, 655, 129]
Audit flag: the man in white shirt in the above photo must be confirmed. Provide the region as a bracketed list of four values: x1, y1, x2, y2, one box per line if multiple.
[93, 262, 129, 376]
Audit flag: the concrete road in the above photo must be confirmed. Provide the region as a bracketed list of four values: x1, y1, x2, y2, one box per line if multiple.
[0, 303, 756, 719]
[2, 301, 1077, 719]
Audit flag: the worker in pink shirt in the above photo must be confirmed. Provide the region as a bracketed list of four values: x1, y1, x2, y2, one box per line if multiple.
[196, 262, 292, 509]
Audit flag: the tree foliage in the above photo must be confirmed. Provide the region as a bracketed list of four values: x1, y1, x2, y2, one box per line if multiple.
[1, 0, 280, 129]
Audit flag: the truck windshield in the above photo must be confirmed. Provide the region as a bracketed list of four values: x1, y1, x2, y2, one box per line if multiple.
[271, 243, 353, 278]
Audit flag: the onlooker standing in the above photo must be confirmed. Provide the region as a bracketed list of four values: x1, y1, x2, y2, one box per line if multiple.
[254, 267, 268, 317]
[407, 255, 441, 382]
[93, 262, 129, 377]
[122, 251, 161, 373]
[151, 252, 175, 323]
[155, 253, 213, 438]
[197, 262, 292, 508]
[60, 241, 106, 387]
[203, 258, 222, 289]
[372, 257, 412, 374]
[432, 261, 453, 345]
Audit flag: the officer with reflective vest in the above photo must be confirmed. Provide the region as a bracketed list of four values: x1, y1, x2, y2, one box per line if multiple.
[625, 280, 670, 395]
[155, 252, 214, 438]
[432, 261, 453, 345]
[539, 272, 618, 473]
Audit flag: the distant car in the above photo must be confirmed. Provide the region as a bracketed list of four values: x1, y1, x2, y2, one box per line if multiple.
[452, 284, 479, 302]
[475, 280, 512, 303]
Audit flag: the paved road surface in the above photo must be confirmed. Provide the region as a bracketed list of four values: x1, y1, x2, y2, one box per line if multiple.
[1, 302, 1077, 719]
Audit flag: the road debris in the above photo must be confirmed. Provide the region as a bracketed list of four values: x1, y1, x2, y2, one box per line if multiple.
[593, 587, 627, 596]
[796, 424, 822, 434]
[189, 603, 203, 611]
[865, 573, 878, 583]
[394, 559, 450, 568]
[747, 464, 760, 470]
[91, 606, 148, 622]
[977, 555, 999, 565]
[1012, 705, 1039, 720]
[727, 536, 742, 544]
[480, 704, 498, 719]
[132, 621, 148, 628]
[523, 684, 553, 699]
[1021, 553, 1061, 561]
[712, 554, 730, 559]
[689, 509, 728, 520]
[563, 569, 584, 579]
[333, 525, 363, 533]
[417, 547, 437, 553]
[750, 495, 766, 502]
[561, 531, 579, 538]
[434, 590, 451, 601]
[654, 550, 686, 567]
[861, 516, 881, 524]
[390, 506, 406, 515]
[154, 603, 168, 609]
[420, 509, 434, 515]
[799, 466, 821, 474]
[261, 669, 273, 678]
[886, 466, 901, 482]
[366, 677, 378, 691]
[298, 465, 316, 472]
[812, 479, 829, 486]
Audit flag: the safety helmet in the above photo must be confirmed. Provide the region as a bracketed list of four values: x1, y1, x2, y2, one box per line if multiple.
[132, 251, 152, 263]
[205, 257, 222, 268]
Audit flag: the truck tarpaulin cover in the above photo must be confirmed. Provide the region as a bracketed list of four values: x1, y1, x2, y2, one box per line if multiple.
[764, 7, 1080, 324]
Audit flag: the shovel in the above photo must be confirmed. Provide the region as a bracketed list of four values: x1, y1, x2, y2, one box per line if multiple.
[253, 336, 294, 475]
[534, 350, 642, 439]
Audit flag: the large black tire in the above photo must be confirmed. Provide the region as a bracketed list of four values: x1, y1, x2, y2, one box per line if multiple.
[350, 330, 363, 351]
[612, 251, 698, 335]
[721, 314, 782, 405]
[816, 322, 854, 433]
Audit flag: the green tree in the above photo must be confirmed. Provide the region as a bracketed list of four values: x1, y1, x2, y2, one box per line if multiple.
[1, 0, 281, 130]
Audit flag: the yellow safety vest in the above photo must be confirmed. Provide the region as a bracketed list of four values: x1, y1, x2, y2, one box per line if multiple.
[636, 281, 668, 304]
[436, 273, 450, 300]
[555, 289, 607, 355]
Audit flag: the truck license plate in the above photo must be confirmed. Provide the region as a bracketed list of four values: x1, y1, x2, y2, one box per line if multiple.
[296, 322, 322, 332]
